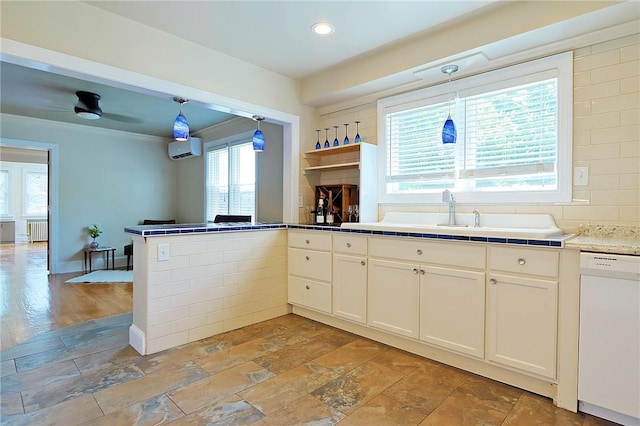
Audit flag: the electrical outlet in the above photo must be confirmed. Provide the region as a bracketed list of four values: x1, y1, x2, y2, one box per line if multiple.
[299, 195, 304, 208]
[157, 244, 170, 261]
[574, 167, 589, 186]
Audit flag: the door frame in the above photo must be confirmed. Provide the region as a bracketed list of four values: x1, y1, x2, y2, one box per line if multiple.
[0, 138, 59, 274]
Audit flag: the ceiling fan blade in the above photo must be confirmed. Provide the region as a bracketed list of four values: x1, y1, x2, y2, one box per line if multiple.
[102, 112, 144, 124]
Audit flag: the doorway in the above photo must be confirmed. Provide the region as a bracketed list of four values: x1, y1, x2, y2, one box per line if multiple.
[0, 139, 59, 274]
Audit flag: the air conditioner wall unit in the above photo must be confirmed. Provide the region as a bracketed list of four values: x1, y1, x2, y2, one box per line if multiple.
[168, 137, 202, 160]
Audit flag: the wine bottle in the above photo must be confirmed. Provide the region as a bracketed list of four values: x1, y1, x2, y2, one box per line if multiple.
[316, 197, 325, 224]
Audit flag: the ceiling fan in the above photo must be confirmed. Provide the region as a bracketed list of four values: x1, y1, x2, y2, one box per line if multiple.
[74, 90, 142, 123]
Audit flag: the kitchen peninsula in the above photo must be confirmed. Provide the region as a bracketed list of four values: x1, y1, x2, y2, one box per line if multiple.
[124, 222, 289, 356]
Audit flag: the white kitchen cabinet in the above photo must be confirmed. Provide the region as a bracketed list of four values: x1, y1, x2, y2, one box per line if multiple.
[367, 258, 420, 338]
[332, 234, 368, 324]
[420, 266, 485, 359]
[333, 254, 367, 323]
[486, 270, 558, 379]
[288, 230, 332, 314]
[486, 246, 559, 379]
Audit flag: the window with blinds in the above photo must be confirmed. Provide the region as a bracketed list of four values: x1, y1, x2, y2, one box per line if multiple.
[378, 52, 572, 204]
[205, 140, 255, 222]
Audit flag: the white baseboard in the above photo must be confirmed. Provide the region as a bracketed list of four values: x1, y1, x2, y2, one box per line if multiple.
[129, 324, 145, 355]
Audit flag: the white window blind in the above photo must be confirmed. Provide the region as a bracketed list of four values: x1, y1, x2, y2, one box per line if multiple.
[461, 78, 557, 188]
[378, 52, 572, 204]
[205, 140, 255, 221]
[386, 100, 455, 193]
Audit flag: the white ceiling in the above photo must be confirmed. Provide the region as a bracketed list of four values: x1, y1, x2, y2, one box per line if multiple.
[0, 1, 637, 138]
[86, 0, 499, 80]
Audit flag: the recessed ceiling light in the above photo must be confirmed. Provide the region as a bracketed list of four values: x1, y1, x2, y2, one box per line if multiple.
[311, 22, 334, 35]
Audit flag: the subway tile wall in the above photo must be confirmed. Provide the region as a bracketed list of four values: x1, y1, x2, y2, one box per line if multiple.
[313, 34, 639, 232]
[140, 230, 289, 354]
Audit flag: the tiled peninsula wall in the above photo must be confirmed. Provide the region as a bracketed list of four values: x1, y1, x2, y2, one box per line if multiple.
[129, 229, 289, 355]
[311, 34, 639, 231]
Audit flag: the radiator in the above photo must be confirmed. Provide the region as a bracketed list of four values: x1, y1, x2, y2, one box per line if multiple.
[27, 220, 48, 242]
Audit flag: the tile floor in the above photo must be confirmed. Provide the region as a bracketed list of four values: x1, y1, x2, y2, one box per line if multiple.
[0, 312, 618, 425]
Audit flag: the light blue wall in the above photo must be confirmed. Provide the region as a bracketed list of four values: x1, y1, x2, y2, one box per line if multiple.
[1, 113, 178, 272]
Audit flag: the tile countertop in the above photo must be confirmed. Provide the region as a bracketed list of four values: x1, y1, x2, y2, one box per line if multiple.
[565, 225, 640, 255]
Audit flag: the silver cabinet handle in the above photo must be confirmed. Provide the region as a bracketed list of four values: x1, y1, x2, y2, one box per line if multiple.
[490, 278, 497, 285]
[416, 249, 423, 255]
[413, 268, 419, 274]
[420, 269, 425, 275]
[360, 260, 366, 266]
[305, 285, 310, 290]
[518, 258, 526, 265]
[305, 239, 310, 244]
[346, 242, 351, 248]
[305, 256, 310, 260]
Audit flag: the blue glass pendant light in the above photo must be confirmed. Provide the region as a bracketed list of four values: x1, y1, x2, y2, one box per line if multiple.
[252, 115, 265, 152]
[441, 65, 458, 144]
[172, 97, 189, 141]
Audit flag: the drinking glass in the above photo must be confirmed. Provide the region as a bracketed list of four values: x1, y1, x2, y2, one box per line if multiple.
[324, 128, 330, 148]
[354, 205, 359, 222]
[333, 126, 340, 147]
[343, 123, 350, 145]
[354, 121, 361, 143]
[315, 129, 321, 150]
[347, 205, 353, 222]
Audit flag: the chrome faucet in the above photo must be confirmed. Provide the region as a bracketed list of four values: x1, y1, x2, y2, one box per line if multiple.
[473, 209, 481, 227]
[442, 190, 456, 226]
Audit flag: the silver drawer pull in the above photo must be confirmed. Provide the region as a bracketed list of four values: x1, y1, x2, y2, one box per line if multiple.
[346, 243, 351, 248]
[305, 256, 310, 260]
[420, 269, 425, 275]
[518, 258, 526, 265]
[416, 249, 423, 255]
[305, 239, 310, 244]
[305, 285, 310, 290]
[361, 260, 366, 266]
[490, 278, 497, 285]
[413, 268, 419, 274]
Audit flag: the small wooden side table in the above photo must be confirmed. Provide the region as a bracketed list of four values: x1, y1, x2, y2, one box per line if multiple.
[84, 246, 116, 272]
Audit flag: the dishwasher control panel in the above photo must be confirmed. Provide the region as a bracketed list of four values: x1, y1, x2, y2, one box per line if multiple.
[580, 252, 640, 276]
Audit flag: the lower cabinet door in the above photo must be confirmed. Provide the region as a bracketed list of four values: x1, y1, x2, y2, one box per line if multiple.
[288, 276, 332, 314]
[367, 258, 419, 338]
[333, 254, 367, 324]
[486, 273, 558, 379]
[420, 266, 485, 358]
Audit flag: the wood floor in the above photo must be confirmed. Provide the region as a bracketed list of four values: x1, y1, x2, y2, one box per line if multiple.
[0, 242, 132, 351]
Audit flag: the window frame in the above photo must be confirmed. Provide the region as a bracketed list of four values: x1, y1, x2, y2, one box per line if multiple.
[377, 52, 573, 205]
[204, 131, 257, 222]
[0, 169, 9, 217]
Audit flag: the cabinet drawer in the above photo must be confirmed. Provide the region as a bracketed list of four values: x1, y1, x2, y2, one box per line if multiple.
[288, 248, 332, 282]
[489, 246, 558, 278]
[288, 276, 332, 313]
[369, 237, 485, 269]
[333, 234, 367, 255]
[369, 237, 427, 263]
[288, 230, 332, 251]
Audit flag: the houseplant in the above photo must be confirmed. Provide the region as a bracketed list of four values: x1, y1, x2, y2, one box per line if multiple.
[88, 223, 102, 249]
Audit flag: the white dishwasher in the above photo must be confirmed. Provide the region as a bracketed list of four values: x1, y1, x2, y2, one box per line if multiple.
[579, 252, 640, 426]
